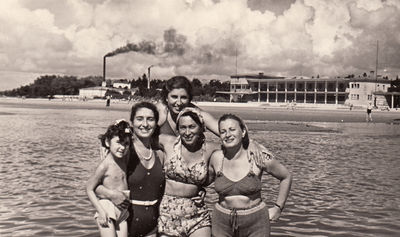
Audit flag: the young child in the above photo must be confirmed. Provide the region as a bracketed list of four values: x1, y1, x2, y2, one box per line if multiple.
[86, 119, 132, 237]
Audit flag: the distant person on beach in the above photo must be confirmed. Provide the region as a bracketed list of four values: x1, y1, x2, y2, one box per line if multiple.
[208, 114, 293, 237]
[96, 102, 165, 237]
[366, 102, 373, 122]
[86, 120, 132, 237]
[106, 95, 111, 107]
[157, 107, 220, 236]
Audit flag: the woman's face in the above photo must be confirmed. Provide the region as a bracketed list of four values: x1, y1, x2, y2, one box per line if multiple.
[132, 107, 157, 139]
[167, 88, 190, 114]
[178, 115, 202, 146]
[219, 118, 245, 149]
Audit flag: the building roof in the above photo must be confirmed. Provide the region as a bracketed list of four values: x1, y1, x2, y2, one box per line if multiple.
[79, 86, 108, 91]
[231, 73, 285, 79]
[231, 73, 392, 83]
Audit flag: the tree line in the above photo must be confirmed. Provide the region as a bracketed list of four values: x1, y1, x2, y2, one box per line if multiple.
[0, 74, 231, 101]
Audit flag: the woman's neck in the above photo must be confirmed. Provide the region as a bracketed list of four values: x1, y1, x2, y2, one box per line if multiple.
[133, 135, 151, 149]
[182, 139, 203, 153]
[224, 144, 244, 160]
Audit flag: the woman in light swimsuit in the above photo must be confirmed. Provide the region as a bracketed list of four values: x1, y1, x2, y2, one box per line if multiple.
[96, 102, 165, 237]
[157, 107, 220, 237]
[208, 114, 293, 237]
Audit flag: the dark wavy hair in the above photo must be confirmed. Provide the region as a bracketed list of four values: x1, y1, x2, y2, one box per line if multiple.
[99, 120, 132, 149]
[218, 114, 249, 149]
[161, 76, 193, 105]
[130, 101, 160, 141]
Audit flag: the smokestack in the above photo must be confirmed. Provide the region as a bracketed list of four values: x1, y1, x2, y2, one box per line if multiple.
[103, 56, 106, 81]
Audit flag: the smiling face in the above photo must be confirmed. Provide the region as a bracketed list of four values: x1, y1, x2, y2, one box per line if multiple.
[107, 136, 130, 159]
[219, 118, 246, 149]
[178, 115, 202, 146]
[132, 107, 157, 139]
[166, 88, 190, 115]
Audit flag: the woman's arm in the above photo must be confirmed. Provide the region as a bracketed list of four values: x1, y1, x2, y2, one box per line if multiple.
[264, 158, 293, 221]
[156, 102, 168, 126]
[201, 110, 219, 136]
[95, 185, 129, 209]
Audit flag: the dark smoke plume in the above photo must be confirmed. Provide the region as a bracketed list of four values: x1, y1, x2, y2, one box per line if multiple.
[104, 28, 189, 58]
[163, 28, 187, 56]
[105, 40, 157, 57]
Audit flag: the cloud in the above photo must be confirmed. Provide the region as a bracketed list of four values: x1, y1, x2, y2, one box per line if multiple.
[1, 0, 400, 90]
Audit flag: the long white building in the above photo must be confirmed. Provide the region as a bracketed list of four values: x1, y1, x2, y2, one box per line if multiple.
[218, 73, 394, 108]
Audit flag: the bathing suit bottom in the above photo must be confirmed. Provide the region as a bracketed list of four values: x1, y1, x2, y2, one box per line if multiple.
[94, 199, 129, 226]
[158, 194, 211, 236]
[212, 202, 270, 237]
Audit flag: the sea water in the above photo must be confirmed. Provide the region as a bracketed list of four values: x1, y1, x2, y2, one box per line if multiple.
[0, 101, 399, 237]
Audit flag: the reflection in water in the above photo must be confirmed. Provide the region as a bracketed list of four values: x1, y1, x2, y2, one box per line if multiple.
[0, 104, 399, 237]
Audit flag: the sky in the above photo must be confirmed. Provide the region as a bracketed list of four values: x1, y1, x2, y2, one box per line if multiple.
[0, 0, 399, 91]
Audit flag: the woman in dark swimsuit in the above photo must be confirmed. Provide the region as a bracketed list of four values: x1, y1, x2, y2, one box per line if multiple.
[96, 102, 165, 237]
[156, 76, 219, 136]
[208, 114, 292, 237]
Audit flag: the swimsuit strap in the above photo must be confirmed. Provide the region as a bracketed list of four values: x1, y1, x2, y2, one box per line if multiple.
[247, 150, 256, 176]
[219, 150, 254, 177]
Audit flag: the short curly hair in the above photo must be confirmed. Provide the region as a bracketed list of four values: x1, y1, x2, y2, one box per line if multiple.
[99, 120, 132, 148]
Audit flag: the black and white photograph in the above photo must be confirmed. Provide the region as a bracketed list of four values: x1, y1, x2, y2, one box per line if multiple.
[0, 0, 399, 236]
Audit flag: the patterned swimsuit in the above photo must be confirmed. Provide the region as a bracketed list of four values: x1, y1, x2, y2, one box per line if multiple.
[158, 137, 211, 236]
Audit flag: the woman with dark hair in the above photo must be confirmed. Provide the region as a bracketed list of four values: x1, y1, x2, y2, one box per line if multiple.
[208, 114, 292, 237]
[156, 76, 219, 136]
[96, 101, 165, 237]
[157, 107, 220, 237]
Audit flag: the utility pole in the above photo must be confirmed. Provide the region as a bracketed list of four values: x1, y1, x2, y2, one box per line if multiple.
[147, 65, 154, 89]
[374, 40, 379, 107]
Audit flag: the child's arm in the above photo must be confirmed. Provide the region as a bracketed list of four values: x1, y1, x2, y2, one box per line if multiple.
[86, 161, 110, 227]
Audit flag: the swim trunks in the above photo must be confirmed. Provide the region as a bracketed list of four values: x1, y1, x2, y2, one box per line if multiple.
[94, 199, 129, 226]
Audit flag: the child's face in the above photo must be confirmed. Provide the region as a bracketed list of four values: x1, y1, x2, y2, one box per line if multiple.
[108, 136, 130, 159]
[132, 107, 157, 138]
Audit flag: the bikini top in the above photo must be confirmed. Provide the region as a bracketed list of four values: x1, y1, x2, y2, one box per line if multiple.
[163, 137, 208, 186]
[214, 153, 262, 200]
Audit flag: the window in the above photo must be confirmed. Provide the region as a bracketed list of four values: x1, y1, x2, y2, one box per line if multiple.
[383, 85, 385, 90]
[357, 94, 359, 100]
[357, 84, 360, 88]
[368, 95, 372, 100]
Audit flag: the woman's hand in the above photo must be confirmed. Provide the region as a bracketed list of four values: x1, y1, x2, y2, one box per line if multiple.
[97, 210, 110, 228]
[268, 206, 281, 222]
[191, 188, 206, 207]
[110, 190, 130, 210]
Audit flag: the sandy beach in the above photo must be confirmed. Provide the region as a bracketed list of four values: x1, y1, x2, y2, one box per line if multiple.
[1, 97, 399, 124]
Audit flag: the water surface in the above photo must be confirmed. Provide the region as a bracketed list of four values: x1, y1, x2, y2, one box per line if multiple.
[0, 101, 399, 236]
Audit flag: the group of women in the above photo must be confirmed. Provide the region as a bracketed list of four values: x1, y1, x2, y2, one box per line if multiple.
[94, 76, 292, 237]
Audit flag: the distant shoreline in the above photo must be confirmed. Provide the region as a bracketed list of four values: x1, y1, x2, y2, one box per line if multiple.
[1, 96, 400, 124]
